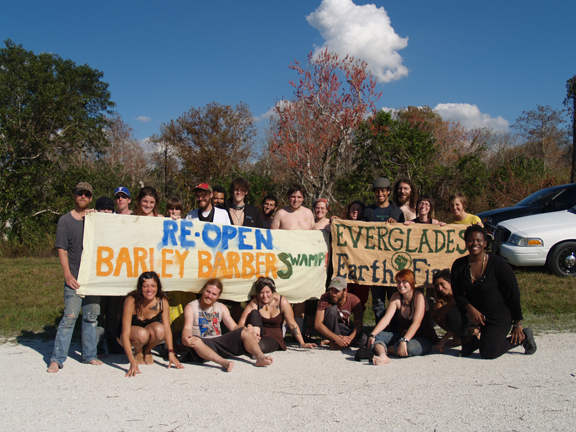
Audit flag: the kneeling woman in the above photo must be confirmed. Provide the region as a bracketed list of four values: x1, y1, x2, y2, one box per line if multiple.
[117, 271, 183, 377]
[446, 224, 536, 359]
[368, 269, 438, 365]
[238, 277, 316, 352]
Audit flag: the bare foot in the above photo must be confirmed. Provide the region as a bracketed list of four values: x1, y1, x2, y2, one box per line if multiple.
[144, 354, 154, 365]
[373, 355, 391, 365]
[320, 339, 331, 346]
[87, 359, 103, 366]
[223, 360, 234, 372]
[134, 352, 144, 364]
[47, 362, 61, 373]
[255, 355, 273, 367]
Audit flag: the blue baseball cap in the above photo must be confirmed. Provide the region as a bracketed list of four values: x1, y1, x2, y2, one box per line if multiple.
[114, 186, 131, 197]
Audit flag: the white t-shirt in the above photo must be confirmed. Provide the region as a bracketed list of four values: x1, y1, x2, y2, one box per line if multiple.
[186, 207, 231, 225]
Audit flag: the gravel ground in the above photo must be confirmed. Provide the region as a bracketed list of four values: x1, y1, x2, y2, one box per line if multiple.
[1, 333, 575, 432]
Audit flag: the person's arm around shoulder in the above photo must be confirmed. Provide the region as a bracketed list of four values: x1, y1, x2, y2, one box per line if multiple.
[121, 297, 140, 377]
[280, 296, 316, 349]
[367, 294, 401, 347]
[161, 298, 184, 370]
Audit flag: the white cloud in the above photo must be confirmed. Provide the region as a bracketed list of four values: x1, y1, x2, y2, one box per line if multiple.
[433, 103, 510, 132]
[306, 0, 408, 83]
[135, 116, 151, 123]
[254, 109, 275, 123]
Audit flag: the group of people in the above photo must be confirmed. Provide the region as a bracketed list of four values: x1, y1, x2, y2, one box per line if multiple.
[47, 176, 537, 376]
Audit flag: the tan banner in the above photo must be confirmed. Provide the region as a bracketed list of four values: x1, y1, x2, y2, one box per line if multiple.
[77, 213, 329, 302]
[331, 220, 468, 286]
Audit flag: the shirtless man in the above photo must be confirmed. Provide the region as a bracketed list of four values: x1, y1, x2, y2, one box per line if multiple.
[271, 185, 315, 331]
[393, 177, 417, 221]
[181, 278, 273, 371]
[261, 195, 278, 229]
[313, 198, 331, 232]
[271, 184, 315, 230]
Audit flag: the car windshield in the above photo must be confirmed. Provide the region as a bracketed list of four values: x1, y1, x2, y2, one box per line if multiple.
[515, 187, 562, 206]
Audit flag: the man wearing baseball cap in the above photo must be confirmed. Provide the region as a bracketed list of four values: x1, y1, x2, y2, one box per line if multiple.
[314, 276, 367, 350]
[48, 182, 102, 372]
[114, 186, 131, 215]
[186, 183, 231, 224]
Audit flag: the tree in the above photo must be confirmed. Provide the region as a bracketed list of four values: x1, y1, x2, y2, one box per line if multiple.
[512, 105, 570, 170]
[0, 39, 115, 246]
[155, 102, 256, 189]
[269, 49, 381, 203]
[564, 76, 576, 182]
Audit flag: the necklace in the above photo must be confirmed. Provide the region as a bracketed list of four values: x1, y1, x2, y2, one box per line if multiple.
[231, 207, 244, 225]
[469, 252, 487, 283]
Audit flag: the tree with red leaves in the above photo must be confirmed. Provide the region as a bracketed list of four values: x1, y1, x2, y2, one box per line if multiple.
[269, 49, 381, 203]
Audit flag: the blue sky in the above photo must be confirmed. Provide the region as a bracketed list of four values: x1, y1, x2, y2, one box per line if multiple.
[2, 0, 574, 143]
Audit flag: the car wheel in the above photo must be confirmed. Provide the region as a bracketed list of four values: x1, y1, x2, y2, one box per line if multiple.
[548, 241, 576, 277]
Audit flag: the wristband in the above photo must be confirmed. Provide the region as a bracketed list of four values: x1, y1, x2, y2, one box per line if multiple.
[168, 349, 175, 354]
[369, 334, 376, 338]
[512, 324, 522, 328]
[399, 337, 409, 343]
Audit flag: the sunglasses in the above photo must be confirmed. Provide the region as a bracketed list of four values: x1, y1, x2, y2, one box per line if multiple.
[115, 194, 129, 199]
[76, 192, 92, 198]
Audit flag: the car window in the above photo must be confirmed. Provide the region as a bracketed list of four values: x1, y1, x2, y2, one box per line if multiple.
[515, 187, 562, 206]
[551, 187, 576, 209]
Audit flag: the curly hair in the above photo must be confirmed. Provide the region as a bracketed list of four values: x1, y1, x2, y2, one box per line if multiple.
[393, 178, 417, 212]
[464, 224, 487, 242]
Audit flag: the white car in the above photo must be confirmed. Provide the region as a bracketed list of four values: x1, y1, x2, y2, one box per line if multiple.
[496, 206, 576, 277]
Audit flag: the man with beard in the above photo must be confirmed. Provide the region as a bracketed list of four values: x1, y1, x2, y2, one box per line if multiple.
[314, 277, 367, 350]
[393, 177, 418, 221]
[181, 279, 273, 371]
[261, 195, 278, 229]
[186, 183, 231, 224]
[48, 182, 102, 373]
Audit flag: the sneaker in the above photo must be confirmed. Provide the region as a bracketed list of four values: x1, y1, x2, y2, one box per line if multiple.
[522, 328, 537, 355]
[458, 336, 480, 357]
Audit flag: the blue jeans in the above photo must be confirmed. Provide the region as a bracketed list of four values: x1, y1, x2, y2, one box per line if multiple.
[50, 284, 101, 366]
[372, 331, 433, 357]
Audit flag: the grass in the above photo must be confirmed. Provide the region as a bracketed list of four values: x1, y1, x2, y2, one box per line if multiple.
[1, 258, 575, 338]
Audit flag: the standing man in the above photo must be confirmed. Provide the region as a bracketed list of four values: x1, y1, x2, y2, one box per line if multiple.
[261, 195, 278, 229]
[47, 182, 102, 373]
[271, 184, 315, 230]
[211, 185, 226, 209]
[314, 277, 367, 350]
[186, 183, 232, 224]
[364, 178, 404, 326]
[114, 186, 131, 215]
[225, 177, 263, 228]
[271, 184, 315, 332]
[393, 177, 417, 221]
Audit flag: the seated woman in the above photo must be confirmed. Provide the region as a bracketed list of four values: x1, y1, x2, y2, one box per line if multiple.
[445, 224, 537, 359]
[117, 271, 183, 377]
[368, 269, 439, 365]
[447, 193, 482, 225]
[404, 195, 446, 226]
[133, 186, 162, 217]
[430, 269, 459, 353]
[238, 277, 316, 352]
